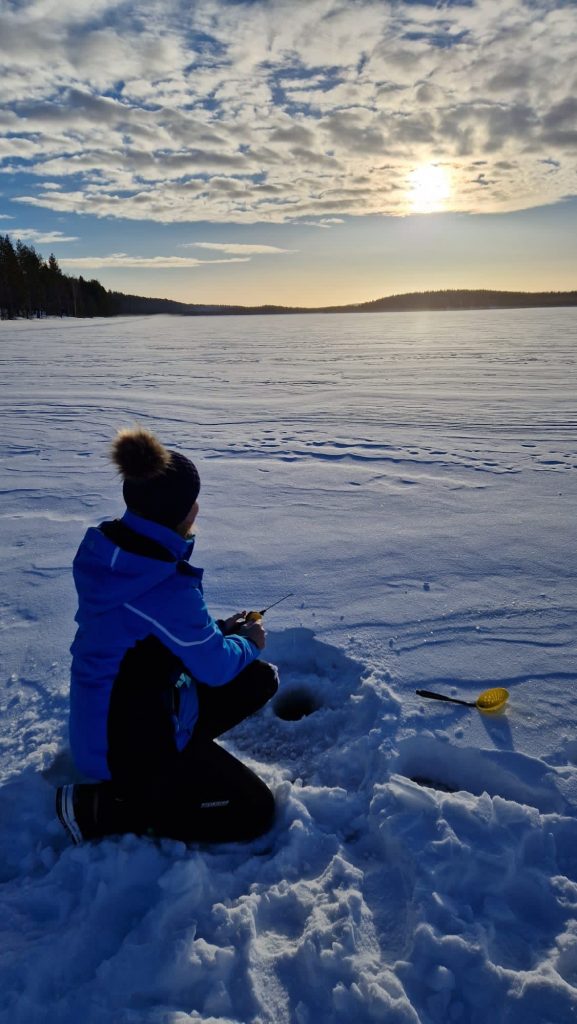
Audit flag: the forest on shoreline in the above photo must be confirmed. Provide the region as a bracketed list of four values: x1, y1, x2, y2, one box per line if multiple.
[2, 234, 576, 320]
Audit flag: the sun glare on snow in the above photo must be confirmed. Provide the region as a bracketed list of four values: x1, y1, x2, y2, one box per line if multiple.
[408, 163, 452, 213]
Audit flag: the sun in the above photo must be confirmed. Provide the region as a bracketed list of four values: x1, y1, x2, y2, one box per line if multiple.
[408, 163, 452, 213]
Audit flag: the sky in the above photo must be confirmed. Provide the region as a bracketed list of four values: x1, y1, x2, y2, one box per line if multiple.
[1, 0, 576, 307]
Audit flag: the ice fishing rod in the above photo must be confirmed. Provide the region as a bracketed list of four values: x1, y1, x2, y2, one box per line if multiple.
[244, 592, 294, 623]
[416, 687, 509, 713]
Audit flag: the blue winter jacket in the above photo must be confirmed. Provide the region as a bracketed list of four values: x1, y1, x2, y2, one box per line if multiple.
[70, 510, 258, 781]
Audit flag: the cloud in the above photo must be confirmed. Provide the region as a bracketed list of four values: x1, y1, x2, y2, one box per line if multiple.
[2, 0, 577, 223]
[57, 253, 251, 269]
[181, 242, 297, 254]
[10, 228, 79, 244]
[295, 217, 345, 228]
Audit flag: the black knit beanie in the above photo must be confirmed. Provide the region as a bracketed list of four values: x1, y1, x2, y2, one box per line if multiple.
[111, 427, 200, 529]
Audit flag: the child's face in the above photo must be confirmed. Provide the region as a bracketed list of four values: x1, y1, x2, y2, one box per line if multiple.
[177, 500, 199, 538]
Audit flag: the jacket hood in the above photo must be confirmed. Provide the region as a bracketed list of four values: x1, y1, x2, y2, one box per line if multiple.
[73, 513, 198, 619]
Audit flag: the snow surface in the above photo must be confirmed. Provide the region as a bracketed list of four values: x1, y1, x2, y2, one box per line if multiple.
[1, 309, 577, 1024]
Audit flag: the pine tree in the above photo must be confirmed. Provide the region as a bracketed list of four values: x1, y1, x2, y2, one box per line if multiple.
[16, 240, 44, 317]
[0, 235, 23, 318]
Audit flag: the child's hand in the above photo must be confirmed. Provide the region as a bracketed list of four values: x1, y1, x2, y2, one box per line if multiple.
[221, 611, 247, 635]
[238, 620, 266, 650]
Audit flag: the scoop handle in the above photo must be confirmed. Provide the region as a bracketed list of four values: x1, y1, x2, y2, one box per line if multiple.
[416, 689, 476, 707]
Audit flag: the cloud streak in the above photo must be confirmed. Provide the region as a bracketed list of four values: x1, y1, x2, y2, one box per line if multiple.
[182, 242, 297, 254]
[1, 0, 576, 225]
[58, 254, 251, 269]
[10, 228, 79, 244]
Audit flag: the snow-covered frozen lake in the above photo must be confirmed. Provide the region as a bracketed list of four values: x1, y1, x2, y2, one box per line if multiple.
[1, 309, 577, 1023]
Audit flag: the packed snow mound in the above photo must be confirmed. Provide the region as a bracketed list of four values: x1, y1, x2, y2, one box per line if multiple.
[1, 311, 577, 1023]
[2, 625, 577, 1024]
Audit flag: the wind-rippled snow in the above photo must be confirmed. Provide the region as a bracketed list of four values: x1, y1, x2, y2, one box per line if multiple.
[1, 309, 577, 1024]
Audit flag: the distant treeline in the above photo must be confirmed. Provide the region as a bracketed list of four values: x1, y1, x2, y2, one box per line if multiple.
[0, 235, 114, 319]
[0, 235, 193, 320]
[1, 233, 576, 320]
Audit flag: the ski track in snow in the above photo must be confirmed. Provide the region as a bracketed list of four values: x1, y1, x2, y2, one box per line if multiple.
[1, 310, 577, 1024]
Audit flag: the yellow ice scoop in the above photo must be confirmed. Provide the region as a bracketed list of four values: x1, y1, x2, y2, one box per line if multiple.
[416, 687, 509, 713]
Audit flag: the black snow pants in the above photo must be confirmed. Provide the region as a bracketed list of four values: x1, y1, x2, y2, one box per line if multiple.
[145, 660, 278, 842]
[103, 639, 279, 844]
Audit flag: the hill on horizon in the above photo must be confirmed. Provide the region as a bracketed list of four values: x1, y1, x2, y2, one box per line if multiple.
[113, 286, 577, 317]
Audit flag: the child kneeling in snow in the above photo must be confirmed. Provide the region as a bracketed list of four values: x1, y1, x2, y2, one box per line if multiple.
[57, 427, 278, 844]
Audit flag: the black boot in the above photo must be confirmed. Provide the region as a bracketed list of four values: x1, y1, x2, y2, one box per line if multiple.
[56, 782, 142, 843]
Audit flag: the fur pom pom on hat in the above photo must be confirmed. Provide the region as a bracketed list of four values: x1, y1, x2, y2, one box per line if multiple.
[111, 427, 200, 529]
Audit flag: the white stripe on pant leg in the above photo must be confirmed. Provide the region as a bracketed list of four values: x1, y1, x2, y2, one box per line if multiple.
[63, 785, 83, 844]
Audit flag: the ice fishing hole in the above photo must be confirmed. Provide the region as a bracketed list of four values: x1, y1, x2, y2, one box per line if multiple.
[274, 687, 321, 721]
